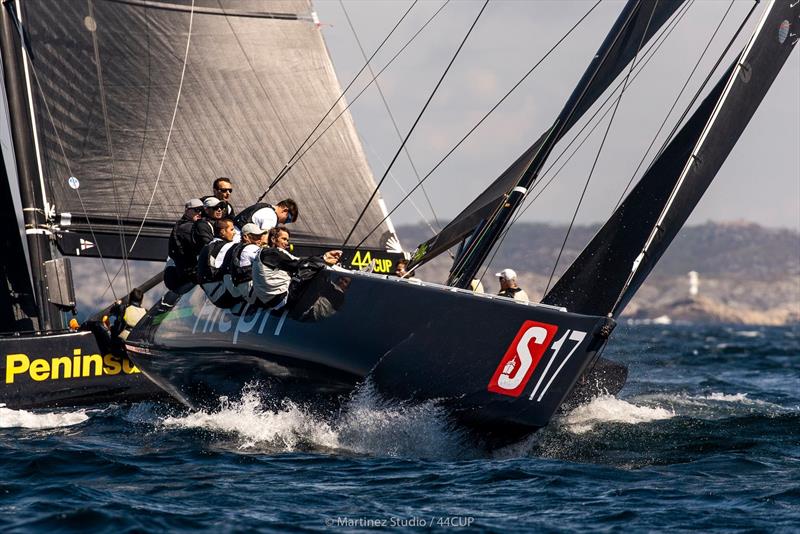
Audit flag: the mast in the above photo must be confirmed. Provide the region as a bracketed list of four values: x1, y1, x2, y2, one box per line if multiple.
[0, 1, 57, 330]
[444, 0, 677, 288]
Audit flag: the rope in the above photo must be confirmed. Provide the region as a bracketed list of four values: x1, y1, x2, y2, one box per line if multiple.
[255, 0, 421, 202]
[342, 0, 490, 247]
[125, 0, 195, 257]
[476, 0, 696, 288]
[612, 0, 736, 211]
[543, 0, 657, 296]
[7, 4, 119, 299]
[350, 0, 603, 250]
[339, 0, 442, 232]
[87, 0, 131, 295]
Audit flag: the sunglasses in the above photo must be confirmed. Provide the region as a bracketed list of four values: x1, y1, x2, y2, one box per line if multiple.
[213, 205, 225, 211]
[216, 188, 233, 193]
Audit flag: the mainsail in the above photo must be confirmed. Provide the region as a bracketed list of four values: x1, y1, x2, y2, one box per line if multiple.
[408, 0, 686, 277]
[15, 0, 396, 261]
[543, 0, 799, 317]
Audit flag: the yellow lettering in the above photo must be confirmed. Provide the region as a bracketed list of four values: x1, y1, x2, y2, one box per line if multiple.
[51, 356, 73, 379]
[29, 358, 50, 381]
[122, 357, 140, 374]
[82, 353, 104, 377]
[103, 353, 122, 375]
[5, 354, 29, 384]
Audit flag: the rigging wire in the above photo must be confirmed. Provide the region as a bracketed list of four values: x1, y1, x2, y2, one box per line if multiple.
[342, 0, 490, 247]
[542, 0, 657, 296]
[350, 0, 603, 251]
[360, 138, 440, 236]
[124, 0, 195, 259]
[216, 0, 325, 201]
[607, 0, 762, 317]
[255, 0, 420, 202]
[479, 0, 755, 294]
[87, 0, 131, 296]
[612, 0, 736, 211]
[339, 0, 443, 233]
[6, 4, 119, 300]
[476, 0, 695, 286]
[261, 0, 450, 199]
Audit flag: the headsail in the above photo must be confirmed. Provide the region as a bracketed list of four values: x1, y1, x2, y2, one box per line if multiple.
[543, 0, 799, 316]
[408, 0, 686, 276]
[16, 0, 396, 260]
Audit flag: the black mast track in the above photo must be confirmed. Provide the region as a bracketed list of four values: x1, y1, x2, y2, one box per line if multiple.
[0, 1, 58, 330]
[544, 0, 799, 317]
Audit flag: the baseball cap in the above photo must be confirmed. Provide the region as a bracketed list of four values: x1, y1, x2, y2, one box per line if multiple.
[495, 268, 517, 280]
[185, 198, 203, 209]
[242, 223, 267, 235]
[203, 197, 222, 208]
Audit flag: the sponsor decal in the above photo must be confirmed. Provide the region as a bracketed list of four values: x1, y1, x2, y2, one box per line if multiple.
[4, 348, 140, 384]
[350, 250, 393, 273]
[488, 321, 558, 397]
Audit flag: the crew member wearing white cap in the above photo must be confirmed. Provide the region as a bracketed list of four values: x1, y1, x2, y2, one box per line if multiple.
[496, 268, 529, 302]
[164, 198, 205, 292]
[192, 196, 228, 253]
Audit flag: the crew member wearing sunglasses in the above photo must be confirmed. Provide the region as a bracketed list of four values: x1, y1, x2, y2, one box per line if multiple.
[191, 197, 229, 254]
[200, 177, 236, 217]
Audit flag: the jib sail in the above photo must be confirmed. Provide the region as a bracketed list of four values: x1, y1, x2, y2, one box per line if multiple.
[543, 0, 799, 317]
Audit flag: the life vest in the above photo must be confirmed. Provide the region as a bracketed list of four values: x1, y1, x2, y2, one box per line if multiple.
[218, 242, 253, 284]
[118, 305, 146, 340]
[168, 220, 196, 269]
[233, 202, 272, 229]
[252, 248, 294, 304]
[197, 239, 235, 283]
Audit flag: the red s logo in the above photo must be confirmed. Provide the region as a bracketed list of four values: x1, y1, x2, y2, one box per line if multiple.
[488, 321, 558, 397]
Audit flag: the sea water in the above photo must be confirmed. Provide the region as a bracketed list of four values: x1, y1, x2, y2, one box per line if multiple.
[1, 324, 798, 532]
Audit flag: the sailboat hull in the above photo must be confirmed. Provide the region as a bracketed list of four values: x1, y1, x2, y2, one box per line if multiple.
[1, 330, 164, 409]
[126, 269, 618, 440]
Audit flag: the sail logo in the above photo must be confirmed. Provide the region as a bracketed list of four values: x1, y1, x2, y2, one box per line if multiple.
[488, 321, 558, 398]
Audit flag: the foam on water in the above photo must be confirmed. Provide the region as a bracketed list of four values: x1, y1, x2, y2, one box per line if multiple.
[0, 404, 89, 429]
[160, 383, 469, 458]
[560, 395, 674, 434]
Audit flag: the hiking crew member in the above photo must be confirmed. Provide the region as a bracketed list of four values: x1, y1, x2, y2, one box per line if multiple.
[251, 226, 340, 307]
[234, 198, 298, 233]
[192, 197, 228, 254]
[112, 288, 146, 341]
[165, 198, 204, 292]
[201, 177, 235, 218]
[197, 219, 236, 284]
[496, 268, 529, 302]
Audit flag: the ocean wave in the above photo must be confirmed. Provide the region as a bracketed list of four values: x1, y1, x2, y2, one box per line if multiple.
[159, 383, 470, 459]
[0, 404, 89, 429]
[559, 395, 674, 434]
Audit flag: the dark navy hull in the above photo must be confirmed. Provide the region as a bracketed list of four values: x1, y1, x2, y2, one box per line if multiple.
[126, 269, 619, 440]
[1, 330, 165, 409]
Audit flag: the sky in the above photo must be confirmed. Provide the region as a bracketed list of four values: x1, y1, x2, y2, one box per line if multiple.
[311, 0, 800, 230]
